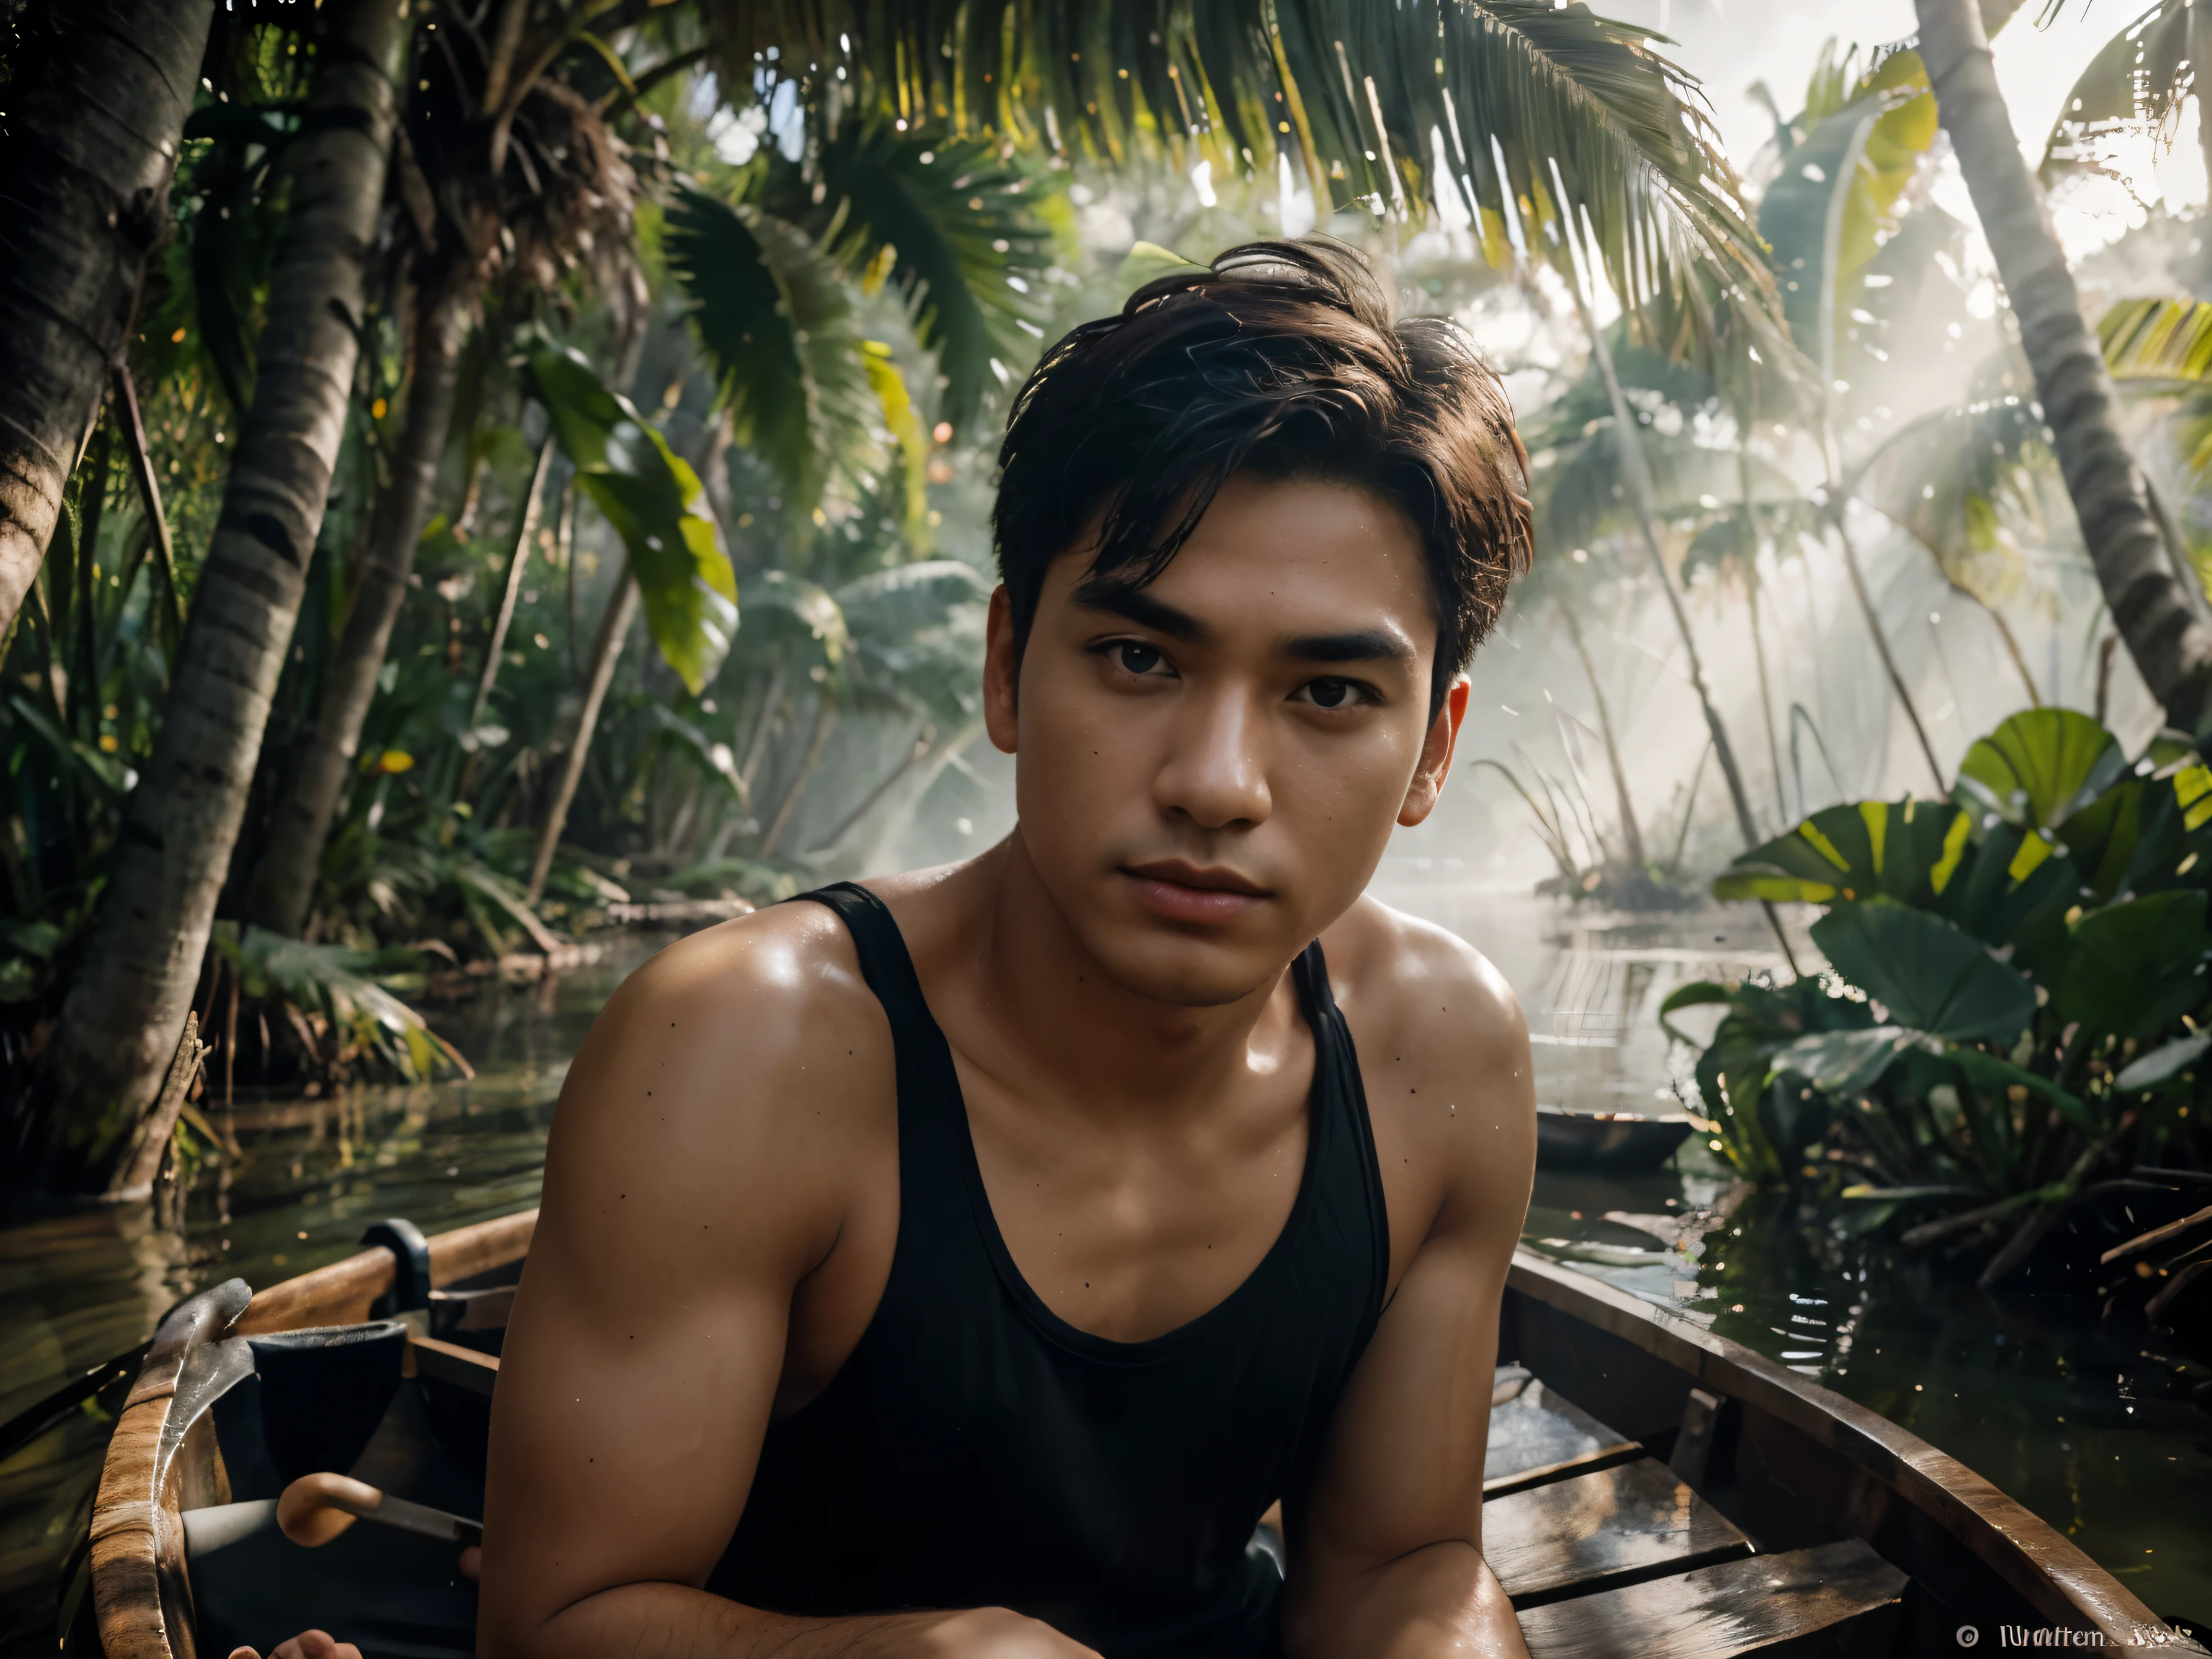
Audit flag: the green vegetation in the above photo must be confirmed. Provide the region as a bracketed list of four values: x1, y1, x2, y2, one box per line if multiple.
[3, 0, 1792, 1195]
[1665, 709, 2210, 1285]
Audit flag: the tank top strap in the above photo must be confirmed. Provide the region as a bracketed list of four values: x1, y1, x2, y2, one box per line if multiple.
[792, 881, 968, 1144]
[1290, 941, 1393, 1333]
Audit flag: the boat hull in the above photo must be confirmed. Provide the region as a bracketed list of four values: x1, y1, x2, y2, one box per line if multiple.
[70, 1215, 2203, 1658]
[1536, 1104, 1694, 1172]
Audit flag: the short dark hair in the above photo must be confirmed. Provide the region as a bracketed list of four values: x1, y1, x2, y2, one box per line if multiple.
[993, 238, 1533, 717]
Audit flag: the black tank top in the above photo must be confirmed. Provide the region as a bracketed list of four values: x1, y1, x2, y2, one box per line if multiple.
[709, 882, 1390, 1658]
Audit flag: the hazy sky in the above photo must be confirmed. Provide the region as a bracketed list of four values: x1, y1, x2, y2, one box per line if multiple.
[1601, 0, 2206, 215]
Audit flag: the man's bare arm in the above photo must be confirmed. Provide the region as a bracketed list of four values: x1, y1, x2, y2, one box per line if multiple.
[476, 909, 1097, 1659]
[1282, 916, 1537, 1659]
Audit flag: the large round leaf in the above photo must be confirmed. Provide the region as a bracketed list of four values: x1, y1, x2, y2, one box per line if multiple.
[1931, 819, 2080, 982]
[1953, 709, 2128, 832]
[1810, 904, 2036, 1043]
[1772, 1026, 1920, 1097]
[2055, 889, 2212, 1041]
[1714, 799, 1971, 907]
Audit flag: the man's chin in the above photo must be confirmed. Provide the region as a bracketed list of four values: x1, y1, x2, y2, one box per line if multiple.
[1076, 923, 1290, 1010]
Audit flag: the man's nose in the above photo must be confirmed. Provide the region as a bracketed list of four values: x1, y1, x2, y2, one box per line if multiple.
[1154, 685, 1272, 830]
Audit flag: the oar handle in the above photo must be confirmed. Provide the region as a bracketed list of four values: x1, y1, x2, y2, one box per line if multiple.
[276, 1473, 484, 1550]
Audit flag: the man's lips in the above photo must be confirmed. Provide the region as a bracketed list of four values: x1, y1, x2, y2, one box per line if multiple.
[1120, 860, 1272, 924]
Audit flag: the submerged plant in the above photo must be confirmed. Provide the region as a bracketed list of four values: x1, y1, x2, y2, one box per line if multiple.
[1663, 709, 2211, 1284]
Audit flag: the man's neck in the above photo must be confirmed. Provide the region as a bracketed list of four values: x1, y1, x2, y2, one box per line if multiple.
[934, 835, 1309, 1125]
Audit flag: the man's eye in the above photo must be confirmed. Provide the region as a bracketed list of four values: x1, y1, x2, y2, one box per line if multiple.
[1301, 678, 1356, 709]
[1112, 642, 1167, 676]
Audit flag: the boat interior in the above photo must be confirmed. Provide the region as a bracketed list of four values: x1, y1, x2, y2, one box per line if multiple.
[73, 1215, 2204, 1659]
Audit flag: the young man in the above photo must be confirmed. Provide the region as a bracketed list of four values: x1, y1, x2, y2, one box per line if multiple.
[477, 238, 1539, 1659]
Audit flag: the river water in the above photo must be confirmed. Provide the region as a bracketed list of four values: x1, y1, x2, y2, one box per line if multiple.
[2, 878, 2206, 1652]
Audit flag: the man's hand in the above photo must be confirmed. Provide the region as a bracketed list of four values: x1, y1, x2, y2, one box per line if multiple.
[227, 1633, 361, 1659]
[915, 1608, 1105, 1659]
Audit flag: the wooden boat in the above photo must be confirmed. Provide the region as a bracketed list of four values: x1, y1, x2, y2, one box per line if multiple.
[71, 1212, 2208, 1658]
[1536, 1101, 1694, 1172]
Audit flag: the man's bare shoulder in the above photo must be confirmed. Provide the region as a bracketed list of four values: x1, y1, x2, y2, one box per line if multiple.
[534, 899, 894, 1283]
[1319, 894, 1527, 1067]
[1320, 896, 1535, 1233]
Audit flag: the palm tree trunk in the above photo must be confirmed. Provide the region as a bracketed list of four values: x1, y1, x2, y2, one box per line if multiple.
[1917, 0, 2212, 734]
[1571, 292, 1764, 850]
[526, 567, 639, 905]
[1556, 601, 1648, 869]
[0, 0, 214, 642]
[249, 288, 469, 938]
[21, 0, 405, 1195]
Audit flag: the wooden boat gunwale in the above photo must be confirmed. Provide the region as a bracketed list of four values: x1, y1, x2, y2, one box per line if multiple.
[1504, 1248, 2188, 1650]
[82, 1215, 2200, 1658]
[88, 1210, 538, 1659]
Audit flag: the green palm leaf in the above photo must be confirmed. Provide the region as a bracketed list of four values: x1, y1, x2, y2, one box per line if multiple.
[1953, 708, 2129, 833]
[664, 185, 873, 525]
[1811, 904, 2038, 1046]
[2038, 0, 2211, 184]
[2103, 295, 2212, 383]
[759, 122, 1059, 433]
[1851, 389, 2061, 607]
[1753, 45, 1936, 381]
[704, 0, 1774, 323]
[2100, 297, 2212, 498]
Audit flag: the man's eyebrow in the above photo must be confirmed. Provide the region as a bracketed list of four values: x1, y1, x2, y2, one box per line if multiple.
[1070, 581, 1205, 641]
[1281, 628, 1419, 668]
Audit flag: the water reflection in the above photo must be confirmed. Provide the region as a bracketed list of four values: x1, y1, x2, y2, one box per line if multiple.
[1, 893, 2205, 1650]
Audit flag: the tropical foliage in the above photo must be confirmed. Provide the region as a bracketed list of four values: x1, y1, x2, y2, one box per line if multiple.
[1663, 709, 2210, 1281]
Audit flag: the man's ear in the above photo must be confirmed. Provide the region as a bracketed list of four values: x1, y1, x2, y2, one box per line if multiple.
[1398, 676, 1470, 827]
[984, 585, 1020, 755]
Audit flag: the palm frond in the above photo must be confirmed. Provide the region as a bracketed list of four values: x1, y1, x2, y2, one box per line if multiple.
[2039, 0, 2208, 184]
[705, 0, 1777, 338]
[665, 185, 873, 524]
[1755, 47, 1936, 379]
[1852, 395, 2061, 607]
[2103, 296, 2212, 482]
[834, 559, 994, 719]
[860, 341, 932, 551]
[2103, 295, 2212, 384]
[760, 122, 1058, 432]
[1679, 497, 1825, 584]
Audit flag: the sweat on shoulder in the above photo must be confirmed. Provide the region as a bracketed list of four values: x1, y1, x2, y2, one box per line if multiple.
[477, 238, 1542, 1659]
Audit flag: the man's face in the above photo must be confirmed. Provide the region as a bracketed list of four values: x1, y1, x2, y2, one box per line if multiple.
[984, 472, 1469, 1007]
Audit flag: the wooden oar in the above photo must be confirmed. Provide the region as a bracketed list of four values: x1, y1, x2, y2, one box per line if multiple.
[276, 1473, 483, 1553]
